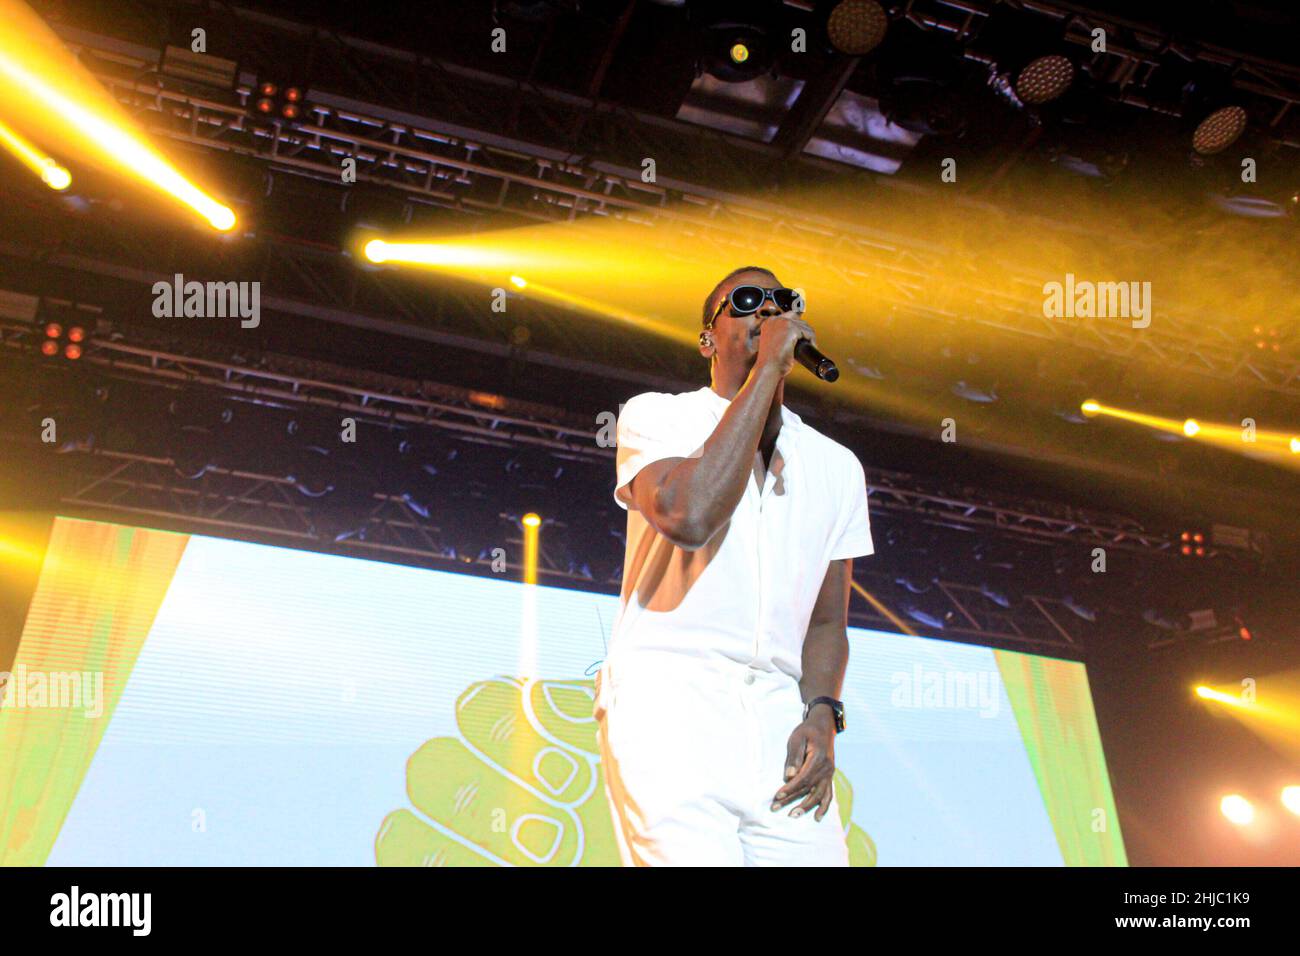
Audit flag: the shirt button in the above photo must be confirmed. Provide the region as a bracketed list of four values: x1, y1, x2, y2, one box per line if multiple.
[744, 672, 756, 685]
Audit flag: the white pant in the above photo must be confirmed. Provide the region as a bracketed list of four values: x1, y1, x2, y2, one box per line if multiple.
[594, 652, 851, 866]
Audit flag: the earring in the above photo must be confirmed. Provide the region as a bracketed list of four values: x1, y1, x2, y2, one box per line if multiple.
[699, 332, 711, 347]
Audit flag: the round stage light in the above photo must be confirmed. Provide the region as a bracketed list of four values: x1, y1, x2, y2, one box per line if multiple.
[67, 326, 85, 343]
[827, 0, 888, 56]
[1220, 794, 1254, 826]
[1080, 399, 1100, 417]
[510, 275, 527, 289]
[44, 322, 62, 339]
[64, 343, 82, 360]
[256, 97, 275, 114]
[1183, 418, 1200, 437]
[522, 512, 541, 528]
[1015, 55, 1074, 105]
[40, 339, 58, 356]
[1282, 786, 1300, 816]
[40, 161, 71, 191]
[364, 239, 388, 263]
[730, 42, 750, 64]
[208, 206, 237, 231]
[285, 87, 302, 103]
[1193, 106, 1247, 155]
[1290, 437, 1300, 454]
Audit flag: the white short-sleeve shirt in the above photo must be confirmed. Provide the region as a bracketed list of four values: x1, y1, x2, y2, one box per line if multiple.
[607, 385, 873, 684]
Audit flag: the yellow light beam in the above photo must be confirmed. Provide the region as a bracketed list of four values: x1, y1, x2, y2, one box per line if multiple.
[0, 0, 234, 230]
[521, 512, 540, 586]
[850, 579, 917, 637]
[0, 117, 69, 189]
[1084, 401, 1300, 466]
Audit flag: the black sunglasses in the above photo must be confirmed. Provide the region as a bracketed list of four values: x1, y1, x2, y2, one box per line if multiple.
[708, 285, 802, 327]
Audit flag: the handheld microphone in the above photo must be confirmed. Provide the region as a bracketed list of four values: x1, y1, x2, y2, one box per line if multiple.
[794, 338, 839, 383]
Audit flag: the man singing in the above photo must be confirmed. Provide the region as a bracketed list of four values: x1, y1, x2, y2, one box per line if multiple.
[594, 265, 874, 866]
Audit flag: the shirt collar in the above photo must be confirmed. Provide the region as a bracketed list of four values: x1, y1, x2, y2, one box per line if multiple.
[697, 385, 803, 432]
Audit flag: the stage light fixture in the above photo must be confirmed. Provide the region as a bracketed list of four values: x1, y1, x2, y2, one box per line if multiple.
[1193, 105, 1247, 155]
[702, 21, 773, 83]
[39, 339, 57, 356]
[510, 275, 527, 289]
[249, 78, 310, 125]
[44, 322, 61, 338]
[826, 0, 888, 56]
[1290, 438, 1300, 454]
[67, 325, 84, 343]
[1183, 418, 1200, 437]
[63, 343, 81, 360]
[522, 512, 541, 528]
[1015, 54, 1073, 105]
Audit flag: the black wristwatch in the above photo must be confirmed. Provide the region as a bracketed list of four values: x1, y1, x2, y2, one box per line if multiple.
[803, 696, 846, 733]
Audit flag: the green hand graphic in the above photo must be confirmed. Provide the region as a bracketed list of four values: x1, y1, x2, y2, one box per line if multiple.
[375, 676, 877, 866]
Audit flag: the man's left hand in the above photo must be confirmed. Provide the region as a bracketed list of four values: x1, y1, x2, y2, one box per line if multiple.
[771, 706, 837, 821]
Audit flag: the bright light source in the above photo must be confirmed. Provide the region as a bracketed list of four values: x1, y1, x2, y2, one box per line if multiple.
[1195, 685, 1251, 708]
[364, 239, 388, 263]
[0, 117, 70, 191]
[1080, 399, 1101, 417]
[1291, 437, 1300, 454]
[1183, 418, 1200, 437]
[510, 275, 527, 289]
[1220, 794, 1255, 826]
[40, 158, 70, 190]
[0, 50, 235, 229]
[1282, 785, 1300, 816]
[522, 512, 541, 528]
[730, 42, 749, 64]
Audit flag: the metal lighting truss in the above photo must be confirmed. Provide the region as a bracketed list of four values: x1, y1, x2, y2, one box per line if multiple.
[46, 18, 1300, 397]
[44, 447, 1086, 652]
[0, 317, 1176, 560]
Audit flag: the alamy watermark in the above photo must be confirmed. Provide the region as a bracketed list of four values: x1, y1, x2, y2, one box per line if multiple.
[1042, 272, 1150, 328]
[890, 664, 1002, 718]
[0, 665, 104, 718]
[152, 272, 260, 328]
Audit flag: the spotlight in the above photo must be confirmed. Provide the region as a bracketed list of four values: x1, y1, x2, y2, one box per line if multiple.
[702, 22, 773, 83]
[39, 339, 58, 356]
[1282, 786, 1300, 816]
[1220, 794, 1254, 826]
[826, 0, 888, 56]
[1080, 400, 1101, 417]
[522, 512, 541, 528]
[67, 326, 85, 343]
[44, 322, 61, 338]
[510, 275, 527, 289]
[1290, 438, 1300, 454]
[40, 160, 71, 191]
[1183, 418, 1200, 437]
[1193, 106, 1247, 155]
[64, 343, 81, 360]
